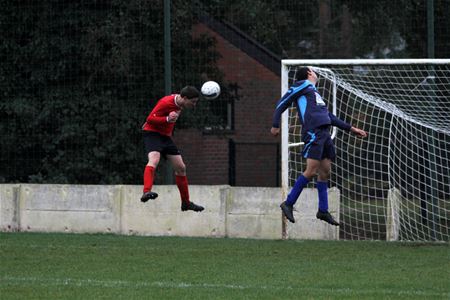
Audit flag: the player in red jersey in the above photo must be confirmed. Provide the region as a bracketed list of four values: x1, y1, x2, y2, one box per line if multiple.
[141, 86, 204, 212]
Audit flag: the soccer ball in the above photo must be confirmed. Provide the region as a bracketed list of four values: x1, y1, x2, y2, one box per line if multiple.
[201, 81, 221, 100]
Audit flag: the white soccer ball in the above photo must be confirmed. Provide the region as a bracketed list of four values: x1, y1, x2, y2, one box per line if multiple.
[201, 81, 221, 100]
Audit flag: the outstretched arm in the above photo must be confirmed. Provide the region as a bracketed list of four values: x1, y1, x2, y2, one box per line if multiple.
[271, 82, 312, 135]
[270, 127, 280, 136]
[329, 113, 367, 137]
[271, 92, 295, 129]
[350, 126, 367, 137]
[329, 113, 352, 131]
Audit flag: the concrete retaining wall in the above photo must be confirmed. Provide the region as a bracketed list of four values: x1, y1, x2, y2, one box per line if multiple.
[0, 184, 339, 240]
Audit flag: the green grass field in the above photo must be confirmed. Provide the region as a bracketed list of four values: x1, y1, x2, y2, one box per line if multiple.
[1, 233, 449, 299]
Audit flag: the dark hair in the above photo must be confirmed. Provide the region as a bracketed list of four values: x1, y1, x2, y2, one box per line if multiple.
[295, 67, 310, 81]
[180, 86, 200, 100]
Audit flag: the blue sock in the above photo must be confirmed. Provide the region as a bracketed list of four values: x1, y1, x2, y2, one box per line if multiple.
[317, 181, 328, 212]
[286, 175, 309, 206]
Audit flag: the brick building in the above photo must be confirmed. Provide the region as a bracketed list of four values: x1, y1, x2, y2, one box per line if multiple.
[173, 16, 281, 187]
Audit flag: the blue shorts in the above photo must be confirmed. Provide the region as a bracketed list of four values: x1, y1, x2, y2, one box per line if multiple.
[302, 126, 335, 161]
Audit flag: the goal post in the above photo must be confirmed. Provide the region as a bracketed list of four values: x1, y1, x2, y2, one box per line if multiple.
[281, 59, 450, 241]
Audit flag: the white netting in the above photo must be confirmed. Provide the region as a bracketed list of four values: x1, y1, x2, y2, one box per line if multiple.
[282, 60, 450, 241]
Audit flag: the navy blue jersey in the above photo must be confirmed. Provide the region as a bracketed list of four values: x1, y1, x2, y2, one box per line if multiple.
[272, 80, 351, 134]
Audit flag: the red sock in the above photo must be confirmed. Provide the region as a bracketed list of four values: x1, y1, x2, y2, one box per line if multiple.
[175, 175, 190, 204]
[143, 166, 155, 193]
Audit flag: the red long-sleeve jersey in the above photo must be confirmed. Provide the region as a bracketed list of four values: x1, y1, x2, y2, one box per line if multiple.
[142, 94, 180, 136]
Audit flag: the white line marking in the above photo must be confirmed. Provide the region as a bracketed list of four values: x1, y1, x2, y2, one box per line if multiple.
[1, 276, 448, 297]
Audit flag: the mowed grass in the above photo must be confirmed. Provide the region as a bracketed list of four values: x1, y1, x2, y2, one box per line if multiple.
[0, 233, 449, 299]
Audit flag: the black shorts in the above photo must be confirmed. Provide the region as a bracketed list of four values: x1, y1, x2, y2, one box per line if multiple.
[143, 131, 181, 157]
[302, 126, 336, 161]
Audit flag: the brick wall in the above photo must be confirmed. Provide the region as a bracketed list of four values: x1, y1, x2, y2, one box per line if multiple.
[173, 129, 229, 185]
[233, 142, 279, 187]
[174, 22, 281, 186]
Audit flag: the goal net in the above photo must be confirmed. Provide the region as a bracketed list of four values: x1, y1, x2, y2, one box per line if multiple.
[281, 59, 450, 241]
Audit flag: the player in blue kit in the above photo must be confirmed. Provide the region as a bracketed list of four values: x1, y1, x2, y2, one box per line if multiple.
[271, 67, 367, 225]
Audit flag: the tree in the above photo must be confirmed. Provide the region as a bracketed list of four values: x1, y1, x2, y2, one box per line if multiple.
[0, 0, 227, 184]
